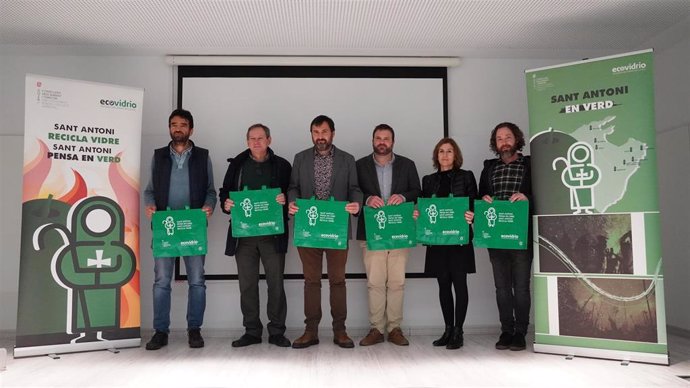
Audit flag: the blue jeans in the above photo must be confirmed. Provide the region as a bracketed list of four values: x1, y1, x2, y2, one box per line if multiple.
[488, 249, 532, 335]
[153, 255, 206, 332]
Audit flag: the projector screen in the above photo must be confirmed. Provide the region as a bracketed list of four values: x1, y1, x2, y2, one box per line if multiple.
[176, 65, 447, 279]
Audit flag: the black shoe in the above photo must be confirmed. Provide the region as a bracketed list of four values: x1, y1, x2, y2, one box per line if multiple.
[446, 327, 464, 349]
[145, 331, 168, 350]
[232, 334, 262, 348]
[188, 328, 205, 348]
[432, 326, 453, 347]
[495, 332, 513, 350]
[268, 334, 291, 347]
[510, 333, 526, 351]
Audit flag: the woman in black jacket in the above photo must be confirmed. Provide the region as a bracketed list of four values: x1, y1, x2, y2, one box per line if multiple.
[418, 137, 477, 349]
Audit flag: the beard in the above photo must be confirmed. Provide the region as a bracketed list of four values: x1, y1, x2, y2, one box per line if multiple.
[373, 144, 392, 156]
[171, 131, 190, 144]
[314, 139, 332, 152]
[499, 144, 518, 158]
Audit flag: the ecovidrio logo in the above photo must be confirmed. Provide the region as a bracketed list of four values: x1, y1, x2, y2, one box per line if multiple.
[611, 61, 647, 74]
[99, 98, 138, 110]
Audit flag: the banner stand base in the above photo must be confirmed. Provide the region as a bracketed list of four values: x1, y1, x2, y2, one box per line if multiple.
[534, 343, 669, 366]
[14, 338, 140, 358]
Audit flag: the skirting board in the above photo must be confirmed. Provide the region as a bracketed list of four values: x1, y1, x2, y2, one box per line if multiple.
[667, 325, 690, 338]
[2, 325, 502, 342]
[139, 325, 504, 338]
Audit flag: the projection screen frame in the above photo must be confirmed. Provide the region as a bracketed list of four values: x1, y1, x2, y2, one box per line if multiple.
[175, 65, 448, 280]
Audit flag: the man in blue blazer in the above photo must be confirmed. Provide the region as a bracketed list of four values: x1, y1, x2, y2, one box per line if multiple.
[287, 115, 363, 349]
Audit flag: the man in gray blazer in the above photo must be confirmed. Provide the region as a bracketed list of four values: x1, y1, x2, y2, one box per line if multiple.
[287, 115, 363, 349]
[355, 124, 421, 347]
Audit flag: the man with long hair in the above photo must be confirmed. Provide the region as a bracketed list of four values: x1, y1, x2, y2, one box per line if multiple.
[476, 122, 533, 351]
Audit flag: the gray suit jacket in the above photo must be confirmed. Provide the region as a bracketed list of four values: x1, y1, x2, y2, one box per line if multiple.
[288, 145, 363, 239]
[355, 153, 421, 240]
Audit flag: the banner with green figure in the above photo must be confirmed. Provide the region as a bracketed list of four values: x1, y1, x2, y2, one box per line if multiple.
[152, 207, 208, 257]
[526, 50, 668, 365]
[229, 186, 284, 238]
[16, 75, 143, 357]
[472, 200, 528, 249]
[364, 202, 416, 250]
[416, 196, 470, 246]
[293, 197, 349, 250]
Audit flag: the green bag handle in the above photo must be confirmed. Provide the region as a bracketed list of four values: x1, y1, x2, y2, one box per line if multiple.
[241, 185, 269, 191]
[306, 196, 334, 201]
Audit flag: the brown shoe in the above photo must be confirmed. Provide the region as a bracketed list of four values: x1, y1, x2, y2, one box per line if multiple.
[333, 332, 355, 348]
[291, 332, 319, 349]
[387, 328, 410, 346]
[359, 328, 384, 346]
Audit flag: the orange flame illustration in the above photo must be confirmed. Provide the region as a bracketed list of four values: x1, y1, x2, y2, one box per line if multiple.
[109, 152, 140, 224]
[22, 139, 52, 202]
[109, 151, 141, 326]
[56, 170, 88, 205]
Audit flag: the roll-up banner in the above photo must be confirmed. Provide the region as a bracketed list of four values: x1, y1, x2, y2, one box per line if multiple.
[526, 50, 668, 365]
[15, 75, 143, 357]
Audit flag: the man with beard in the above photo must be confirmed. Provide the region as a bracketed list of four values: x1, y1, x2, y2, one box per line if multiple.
[287, 115, 363, 349]
[143, 109, 216, 350]
[355, 124, 420, 346]
[476, 122, 533, 351]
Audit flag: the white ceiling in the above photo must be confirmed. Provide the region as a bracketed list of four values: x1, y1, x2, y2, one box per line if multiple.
[1, 0, 689, 58]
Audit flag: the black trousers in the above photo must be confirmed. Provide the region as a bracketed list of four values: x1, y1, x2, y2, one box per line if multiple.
[488, 248, 532, 335]
[235, 236, 287, 337]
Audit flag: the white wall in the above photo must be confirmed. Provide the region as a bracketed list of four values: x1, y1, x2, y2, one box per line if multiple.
[654, 30, 690, 331]
[1, 43, 687, 335]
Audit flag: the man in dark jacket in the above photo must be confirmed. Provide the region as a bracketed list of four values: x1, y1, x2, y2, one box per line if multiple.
[143, 109, 217, 350]
[219, 124, 292, 348]
[355, 124, 420, 347]
[477, 122, 533, 352]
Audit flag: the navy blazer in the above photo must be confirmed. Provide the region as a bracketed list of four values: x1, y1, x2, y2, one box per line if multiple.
[355, 153, 421, 241]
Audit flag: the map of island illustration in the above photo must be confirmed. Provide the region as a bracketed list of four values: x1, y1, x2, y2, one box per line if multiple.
[531, 116, 648, 215]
